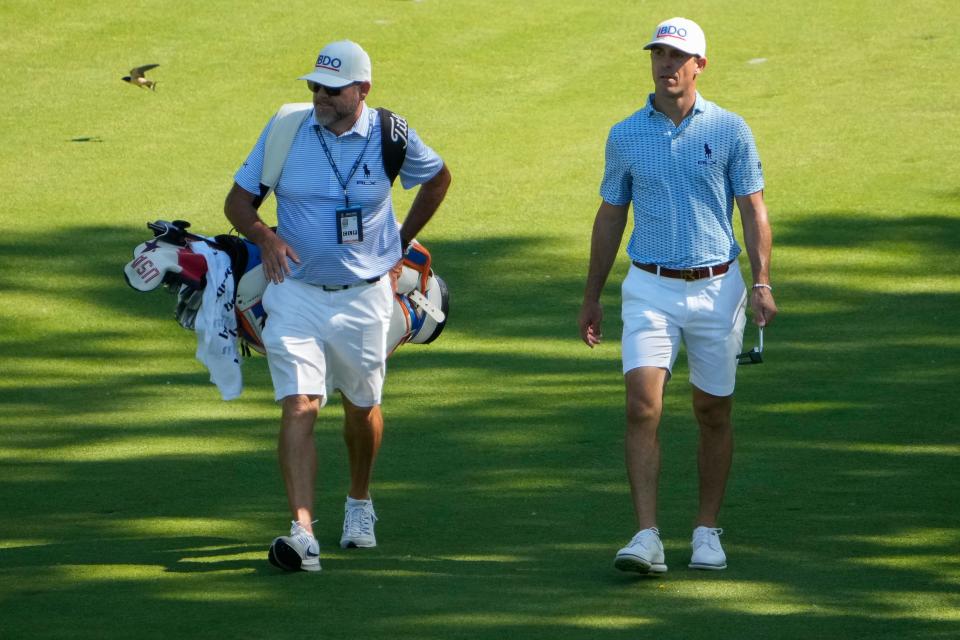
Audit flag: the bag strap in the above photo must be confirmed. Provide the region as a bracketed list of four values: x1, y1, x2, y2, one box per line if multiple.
[254, 102, 313, 209]
[254, 104, 409, 208]
[376, 107, 408, 185]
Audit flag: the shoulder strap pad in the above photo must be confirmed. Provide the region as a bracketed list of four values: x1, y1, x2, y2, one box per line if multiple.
[254, 102, 313, 209]
[254, 105, 408, 207]
[377, 107, 408, 185]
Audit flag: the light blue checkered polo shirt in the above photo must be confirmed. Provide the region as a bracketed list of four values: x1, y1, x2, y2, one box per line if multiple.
[235, 103, 444, 286]
[600, 92, 764, 269]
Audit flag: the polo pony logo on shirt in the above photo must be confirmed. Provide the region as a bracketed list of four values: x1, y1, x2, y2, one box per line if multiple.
[356, 162, 376, 186]
[698, 142, 718, 166]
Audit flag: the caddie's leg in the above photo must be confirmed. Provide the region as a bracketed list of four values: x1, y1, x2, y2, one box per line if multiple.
[624, 367, 669, 530]
[692, 387, 734, 527]
[279, 394, 321, 534]
[342, 395, 383, 500]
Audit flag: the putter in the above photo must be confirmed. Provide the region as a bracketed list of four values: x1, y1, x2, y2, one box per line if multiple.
[736, 326, 764, 365]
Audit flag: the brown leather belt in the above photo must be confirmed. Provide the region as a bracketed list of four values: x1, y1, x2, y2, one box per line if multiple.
[632, 260, 733, 281]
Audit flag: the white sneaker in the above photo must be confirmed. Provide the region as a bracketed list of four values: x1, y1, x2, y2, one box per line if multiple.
[268, 521, 321, 572]
[614, 527, 667, 574]
[340, 498, 378, 549]
[689, 526, 726, 570]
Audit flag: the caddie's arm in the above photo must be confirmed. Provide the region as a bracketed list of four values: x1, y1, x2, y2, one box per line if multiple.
[578, 201, 629, 348]
[737, 190, 778, 327]
[224, 182, 299, 284]
[398, 164, 451, 250]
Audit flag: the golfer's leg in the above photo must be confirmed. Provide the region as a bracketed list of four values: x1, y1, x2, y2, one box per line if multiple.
[342, 395, 383, 500]
[625, 366, 669, 530]
[279, 394, 321, 534]
[692, 387, 733, 527]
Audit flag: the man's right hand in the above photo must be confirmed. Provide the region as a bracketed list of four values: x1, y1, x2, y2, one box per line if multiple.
[257, 231, 300, 284]
[224, 182, 299, 284]
[578, 300, 604, 348]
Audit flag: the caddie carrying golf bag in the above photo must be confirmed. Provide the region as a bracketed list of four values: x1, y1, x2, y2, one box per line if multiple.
[123, 219, 449, 357]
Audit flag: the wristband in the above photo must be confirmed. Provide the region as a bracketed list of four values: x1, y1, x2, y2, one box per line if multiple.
[752, 283, 773, 292]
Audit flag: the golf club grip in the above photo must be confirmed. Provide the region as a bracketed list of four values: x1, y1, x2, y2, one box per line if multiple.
[147, 220, 223, 250]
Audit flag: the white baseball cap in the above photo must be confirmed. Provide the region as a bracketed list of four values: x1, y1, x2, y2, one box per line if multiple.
[298, 40, 372, 88]
[643, 17, 707, 58]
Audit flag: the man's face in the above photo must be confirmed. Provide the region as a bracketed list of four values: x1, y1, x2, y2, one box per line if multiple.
[649, 45, 705, 97]
[310, 81, 368, 127]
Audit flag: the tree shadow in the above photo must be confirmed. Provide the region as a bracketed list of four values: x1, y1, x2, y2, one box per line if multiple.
[0, 213, 958, 638]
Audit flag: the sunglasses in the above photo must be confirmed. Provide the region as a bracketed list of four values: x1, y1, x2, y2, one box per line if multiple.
[736, 326, 764, 365]
[307, 81, 357, 96]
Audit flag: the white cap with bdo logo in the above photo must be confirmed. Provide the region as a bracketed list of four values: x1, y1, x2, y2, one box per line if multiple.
[643, 17, 707, 58]
[298, 40, 372, 88]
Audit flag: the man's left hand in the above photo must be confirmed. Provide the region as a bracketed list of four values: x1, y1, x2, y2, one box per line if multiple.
[751, 287, 778, 327]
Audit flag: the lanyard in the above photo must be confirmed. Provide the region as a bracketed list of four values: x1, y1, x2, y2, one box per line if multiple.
[314, 113, 374, 207]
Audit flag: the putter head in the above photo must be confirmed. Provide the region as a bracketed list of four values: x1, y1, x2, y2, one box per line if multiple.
[736, 326, 764, 365]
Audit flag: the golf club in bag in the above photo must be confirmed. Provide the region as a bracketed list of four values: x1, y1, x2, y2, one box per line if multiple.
[123, 219, 449, 358]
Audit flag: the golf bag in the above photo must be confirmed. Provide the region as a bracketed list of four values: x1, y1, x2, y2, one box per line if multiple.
[123, 220, 449, 356]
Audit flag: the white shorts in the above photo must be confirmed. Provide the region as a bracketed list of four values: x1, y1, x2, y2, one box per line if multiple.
[261, 277, 393, 406]
[621, 262, 747, 397]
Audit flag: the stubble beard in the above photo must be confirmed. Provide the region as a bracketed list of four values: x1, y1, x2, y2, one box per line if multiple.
[314, 95, 360, 128]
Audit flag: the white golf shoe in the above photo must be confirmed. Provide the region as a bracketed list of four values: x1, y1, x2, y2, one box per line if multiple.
[614, 527, 667, 574]
[689, 526, 727, 570]
[340, 498, 378, 549]
[268, 521, 321, 572]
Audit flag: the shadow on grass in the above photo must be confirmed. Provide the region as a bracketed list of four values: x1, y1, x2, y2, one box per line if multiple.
[0, 214, 958, 638]
[774, 212, 960, 251]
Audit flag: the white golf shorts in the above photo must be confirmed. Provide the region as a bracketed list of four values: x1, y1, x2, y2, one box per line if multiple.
[621, 261, 747, 397]
[260, 276, 393, 406]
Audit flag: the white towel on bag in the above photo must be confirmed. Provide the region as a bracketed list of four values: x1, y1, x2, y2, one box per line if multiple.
[190, 241, 242, 400]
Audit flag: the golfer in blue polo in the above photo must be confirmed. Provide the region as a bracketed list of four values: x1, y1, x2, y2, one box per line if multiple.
[578, 17, 778, 573]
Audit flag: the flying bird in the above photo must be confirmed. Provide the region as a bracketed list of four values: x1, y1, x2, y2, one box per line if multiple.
[122, 64, 159, 90]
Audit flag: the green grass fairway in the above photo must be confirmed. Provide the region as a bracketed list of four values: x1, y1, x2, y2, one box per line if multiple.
[1, 1, 958, 638]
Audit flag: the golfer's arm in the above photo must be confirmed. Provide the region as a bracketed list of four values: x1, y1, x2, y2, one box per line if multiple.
[736, 191, 772, 286]
[399, 164, 451, 249]
[583, 201, 629, 302]
[224, 182, 275, 245]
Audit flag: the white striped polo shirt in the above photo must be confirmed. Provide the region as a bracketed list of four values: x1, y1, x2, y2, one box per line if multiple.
[235, 102, 443, 285]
